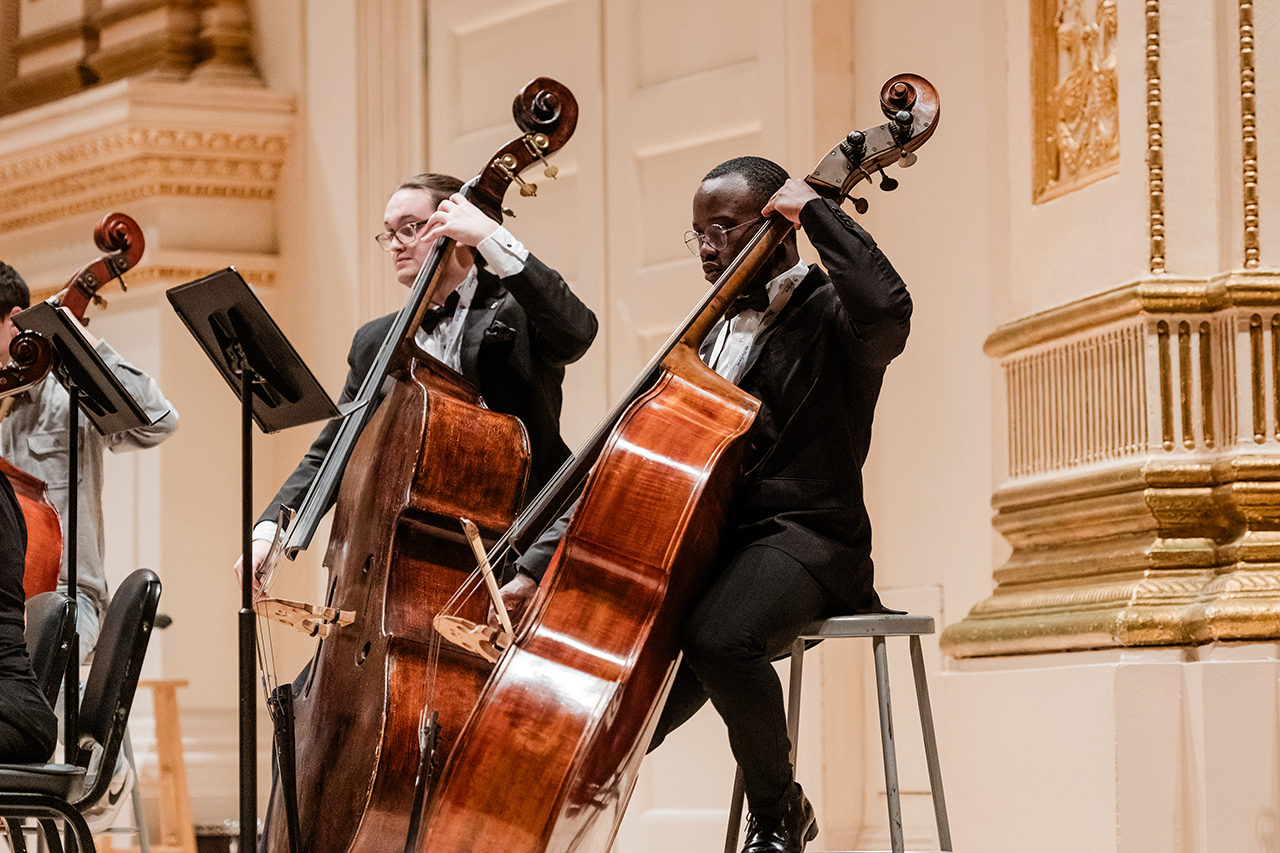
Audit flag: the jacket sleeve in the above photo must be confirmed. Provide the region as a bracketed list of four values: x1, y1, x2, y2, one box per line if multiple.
[98, 341, 179, 452]
[497, 253, 599, 366]
[798, 197, 912, 367]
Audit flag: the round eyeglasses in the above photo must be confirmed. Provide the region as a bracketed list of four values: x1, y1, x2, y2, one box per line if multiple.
[684, 218, 764, 255]
[375, 219, 431, 251]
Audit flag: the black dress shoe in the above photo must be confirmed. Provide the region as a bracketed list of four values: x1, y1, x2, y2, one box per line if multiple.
[741, 784, 819, 853]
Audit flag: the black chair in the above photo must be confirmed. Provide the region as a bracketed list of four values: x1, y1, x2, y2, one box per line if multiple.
[0, 569, 161, 853]
[23, 591, 75, 708]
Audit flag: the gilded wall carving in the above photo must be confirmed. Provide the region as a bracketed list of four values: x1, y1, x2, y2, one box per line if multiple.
[1032, 0, 1120, 203]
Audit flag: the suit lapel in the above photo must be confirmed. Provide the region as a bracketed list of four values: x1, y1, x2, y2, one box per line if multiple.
[460, 269, 506, 382]
[738, 266, 823, 381]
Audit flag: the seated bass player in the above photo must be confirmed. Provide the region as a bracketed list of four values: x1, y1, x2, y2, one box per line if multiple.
[499, 156, 912, 853]
[238, 172, 597, 852]
[236, 173, 598, 580]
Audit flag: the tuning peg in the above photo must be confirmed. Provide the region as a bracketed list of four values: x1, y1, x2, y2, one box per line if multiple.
[840, 130, 866, 166]
[878, 170, 899, 192]
[503, 207, 516, 218]
[852, 197, 869, 215]
[899, 150, 917, 168]
[523, 133, 559, 180]
[515, 176, 538, 197]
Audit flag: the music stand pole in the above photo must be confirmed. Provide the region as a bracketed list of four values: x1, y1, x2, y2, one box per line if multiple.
[166, 267, 343, 853]
[63, 382, 79, 756]
[237, 355, 257, 853]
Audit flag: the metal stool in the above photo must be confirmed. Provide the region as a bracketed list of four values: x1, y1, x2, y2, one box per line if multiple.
[723, 613, 952, 853]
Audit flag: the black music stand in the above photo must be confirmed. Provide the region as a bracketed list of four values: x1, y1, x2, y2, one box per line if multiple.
[13, 302, 158, 757]
[167, 267, 341, 853]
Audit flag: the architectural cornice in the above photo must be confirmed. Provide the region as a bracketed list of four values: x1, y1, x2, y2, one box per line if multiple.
[0, 78, 293, 233]
[985, 271, 1280, 357]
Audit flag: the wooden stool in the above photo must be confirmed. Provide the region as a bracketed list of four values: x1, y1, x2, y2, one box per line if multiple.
[135, 680, 196, 853]
[723, 614, 952, 853]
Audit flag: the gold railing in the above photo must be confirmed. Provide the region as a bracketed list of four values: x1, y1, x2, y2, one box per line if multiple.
[942, 273, 1280, 657]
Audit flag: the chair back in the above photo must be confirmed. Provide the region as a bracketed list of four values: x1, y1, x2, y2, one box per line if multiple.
[73, 569, 160, 806]
[23, 591, 74, 707]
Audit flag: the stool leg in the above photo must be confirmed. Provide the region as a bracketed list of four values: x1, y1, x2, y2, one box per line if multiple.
[122, 732, 150, 853]
[872, 636, 904, 853]
[909, 635, 952, 851]
[786, 638, 805, 764]
[724, 768, 746, 853]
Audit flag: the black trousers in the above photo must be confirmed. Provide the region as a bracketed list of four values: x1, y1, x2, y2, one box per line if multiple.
[648, 544, 842, 818]
[0, 678, 57, 763]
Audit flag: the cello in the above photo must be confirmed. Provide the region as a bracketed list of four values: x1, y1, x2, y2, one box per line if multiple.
[416, 74, 939, 853]
[1, 211, 145, 598]
[257, 78, 578, 853]
[0, 333, 58, 598]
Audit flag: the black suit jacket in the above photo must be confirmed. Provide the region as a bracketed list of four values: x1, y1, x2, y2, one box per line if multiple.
[259, 252, 598, 527]
[715, 197, 911, 610]
[518, 198, 910, 612]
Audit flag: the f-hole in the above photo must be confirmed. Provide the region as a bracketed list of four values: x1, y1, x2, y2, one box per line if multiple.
[355, 641, 371, 666]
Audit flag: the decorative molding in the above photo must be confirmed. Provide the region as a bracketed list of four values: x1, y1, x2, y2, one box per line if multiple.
[983, 271, 1280, 357]
[1146, 0, 1166, 273]
[946, 273, 1280, 657]
[0, 80, 293, 234]
[1240, 0, 1260, 269]
[29, 255, 279, 306]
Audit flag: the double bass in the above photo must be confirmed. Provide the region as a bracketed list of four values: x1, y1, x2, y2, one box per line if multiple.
[257, 78, 579, 853]
[416, 75, 940, 853]
[1, 211, 145, 598]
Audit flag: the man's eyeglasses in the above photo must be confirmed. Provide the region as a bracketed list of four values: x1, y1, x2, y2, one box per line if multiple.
[375, 219, 431, 251]
[684, 218, 764, 255]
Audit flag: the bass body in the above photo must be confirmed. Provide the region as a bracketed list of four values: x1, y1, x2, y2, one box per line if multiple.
[264, 347, 529, 853]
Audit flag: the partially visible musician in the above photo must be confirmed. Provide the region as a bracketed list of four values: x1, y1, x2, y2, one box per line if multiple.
[0, 465, 57, 762]
[235, 173, 598, 583]
[0, 262, 178, 663]
[499, 157, 912, 853]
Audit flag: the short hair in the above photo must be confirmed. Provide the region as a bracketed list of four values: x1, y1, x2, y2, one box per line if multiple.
[396, 172, 502, 224]
[0, 262, 30, 317]
[703, 157, 791, 207]
[396, 173, 464, 208]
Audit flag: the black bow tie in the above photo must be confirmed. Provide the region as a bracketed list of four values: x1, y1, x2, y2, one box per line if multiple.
[420, 290, 461, 334]
[727, 286, 771, 319]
